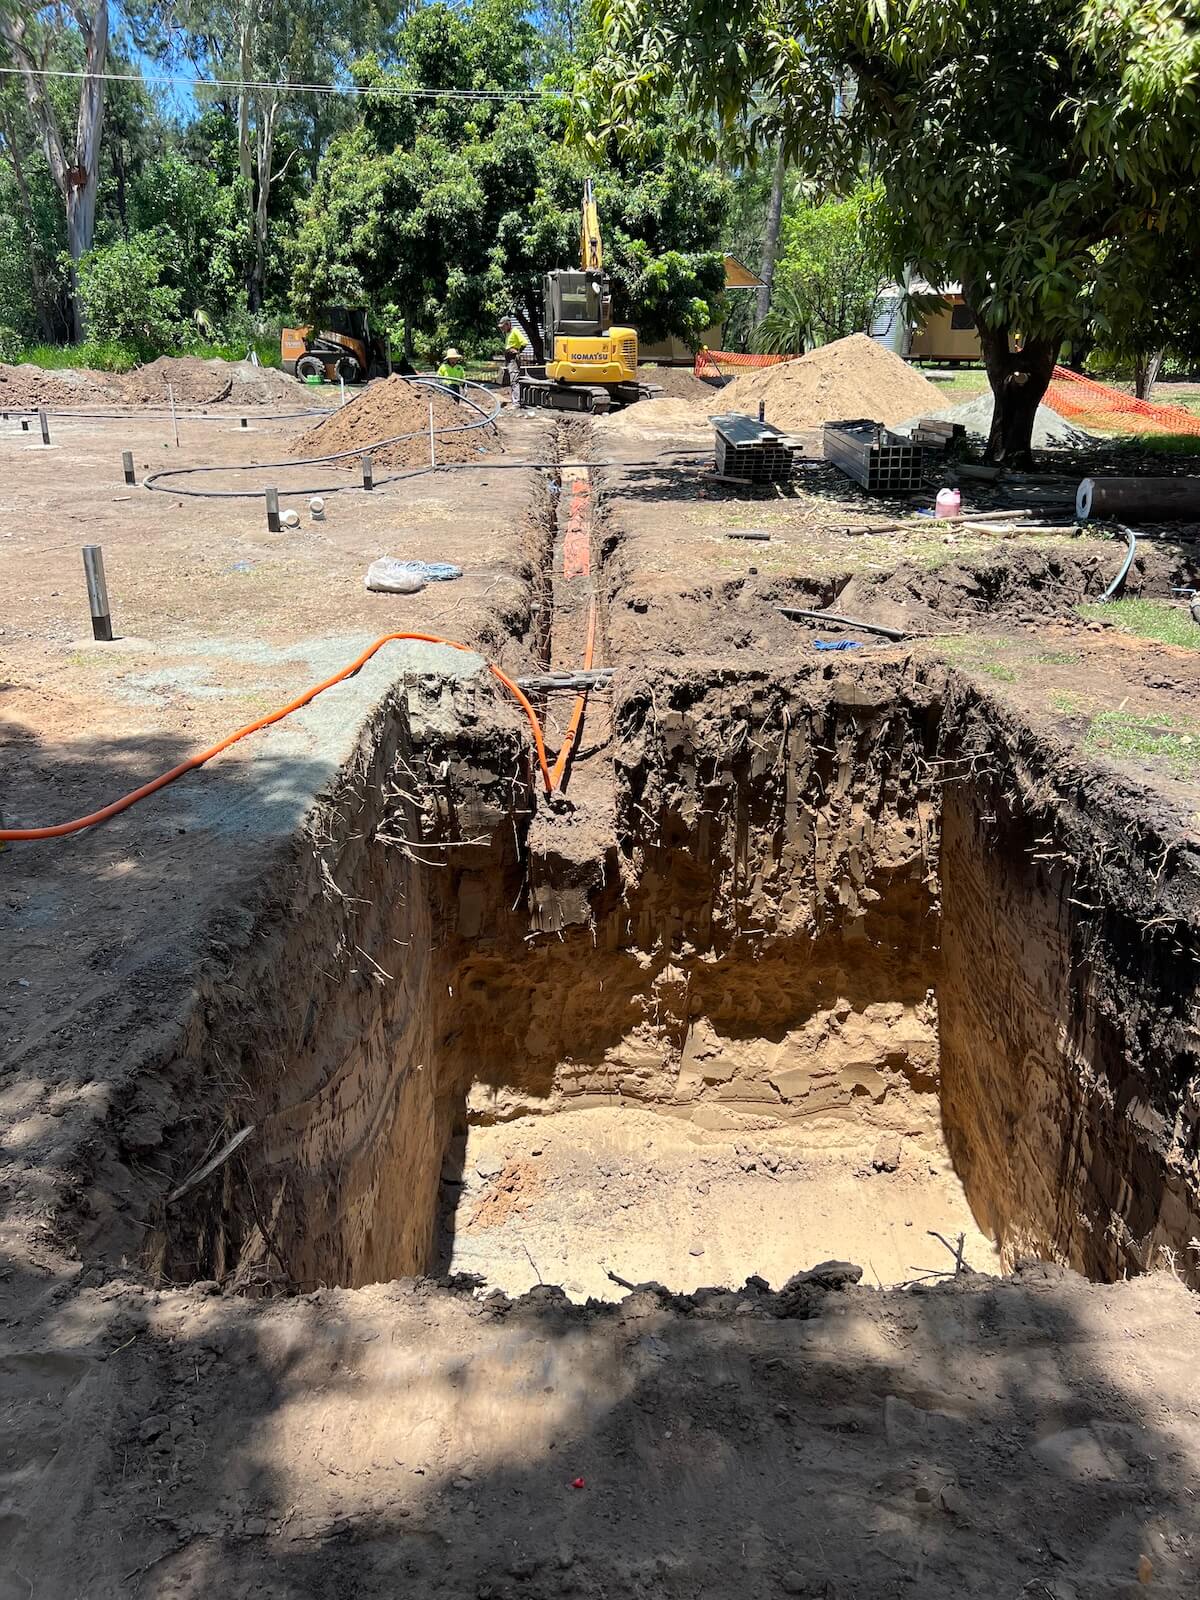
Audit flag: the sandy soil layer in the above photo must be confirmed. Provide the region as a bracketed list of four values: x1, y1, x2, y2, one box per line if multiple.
[441, 1106, 999, 1299]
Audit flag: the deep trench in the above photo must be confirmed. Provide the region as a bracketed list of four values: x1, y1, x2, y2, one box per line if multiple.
[145, 646, 1200, 1298]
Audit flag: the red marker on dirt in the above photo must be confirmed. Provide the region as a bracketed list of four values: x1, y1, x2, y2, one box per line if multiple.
[571, 1477, 585, 1489]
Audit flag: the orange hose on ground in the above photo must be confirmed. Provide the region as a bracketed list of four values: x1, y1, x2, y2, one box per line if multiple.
[548, 598, 597, 790]
[0, 633, 554, 842]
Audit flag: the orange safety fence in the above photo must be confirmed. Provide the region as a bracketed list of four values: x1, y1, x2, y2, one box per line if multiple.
[1045, 366, 1200, 437]
[694, 348, 791, 381]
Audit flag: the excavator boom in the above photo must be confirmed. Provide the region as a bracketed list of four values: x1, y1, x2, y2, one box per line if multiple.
[580, 178, 603, 271]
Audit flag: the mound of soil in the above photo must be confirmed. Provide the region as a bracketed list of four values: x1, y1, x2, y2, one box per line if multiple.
[226, 360, 310, 406]
[641, 365, 724, 401]
[597, 396, 713, 436]
[720, 333, 945, 430]
[903, 390, 1093, 449]
[295, 374, 500, 467]
[0, 363, 79, 408]
[118, 355, 233, 406]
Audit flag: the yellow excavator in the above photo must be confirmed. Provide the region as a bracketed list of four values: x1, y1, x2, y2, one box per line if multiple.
[517, 181, 657, 414]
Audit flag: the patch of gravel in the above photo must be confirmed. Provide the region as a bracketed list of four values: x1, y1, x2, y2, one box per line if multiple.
[897, 391, 1094, 448]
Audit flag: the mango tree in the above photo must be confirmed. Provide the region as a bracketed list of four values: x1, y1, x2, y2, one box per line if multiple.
[582, 0, 1200, 466]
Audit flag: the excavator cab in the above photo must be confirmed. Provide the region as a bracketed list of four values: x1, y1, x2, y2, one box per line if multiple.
[280, 306, 390, 385]
[545, 269, 611, 339]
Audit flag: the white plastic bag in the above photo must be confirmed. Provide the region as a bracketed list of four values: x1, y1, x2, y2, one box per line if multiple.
[365, 558, 426, 594]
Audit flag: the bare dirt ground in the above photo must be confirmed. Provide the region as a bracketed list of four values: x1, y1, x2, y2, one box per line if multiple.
[4, 368, 1200, 1596]
[588, 413, 1200, 808]
[440, 1105, 999, 1299]
[9, 1262, 1200, 1599]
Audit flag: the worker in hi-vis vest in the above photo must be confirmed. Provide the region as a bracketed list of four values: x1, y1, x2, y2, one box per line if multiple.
[437, 347, 466, 394]
[498, 317, 528, 397]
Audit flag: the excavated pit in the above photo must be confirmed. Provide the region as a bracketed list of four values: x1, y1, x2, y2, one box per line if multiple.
[148, 657, 1200, 1299]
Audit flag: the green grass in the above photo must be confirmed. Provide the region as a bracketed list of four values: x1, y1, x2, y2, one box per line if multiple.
[1033, 648, 1082, 666]
[1049, 689, 1087, 715]
[933, 636, 1019, 680]
[1077, 597, 1200, 650]
[189, 336, 282, 369]
[1084, 709, 1200, 779]
[921, 369, 990, 400]
[1128, 431, 1200, 455]
[17, 333, 282, 372]
[22, 339, 141, 372]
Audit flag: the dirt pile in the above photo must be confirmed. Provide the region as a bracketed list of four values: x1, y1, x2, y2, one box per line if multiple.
[119, 355, 234, 405]
[295, 373, 500, 466]
[0, 355, 310, 411]
[226, 359, 310, 406]
[0, 362, 79, 408]
[720, 332, 945, 430]
[597, 395, 712, 436]
[641, 365, 724, 401]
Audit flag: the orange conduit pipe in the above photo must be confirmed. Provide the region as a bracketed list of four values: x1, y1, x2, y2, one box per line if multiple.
[0, 633, 554, 843]
[548, 598, 597, 791]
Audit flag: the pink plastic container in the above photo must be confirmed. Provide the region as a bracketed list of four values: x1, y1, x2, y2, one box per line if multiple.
[935, 487, 962, 520]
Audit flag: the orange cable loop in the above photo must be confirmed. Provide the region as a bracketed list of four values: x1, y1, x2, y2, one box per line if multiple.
[0, 633, 556, 843]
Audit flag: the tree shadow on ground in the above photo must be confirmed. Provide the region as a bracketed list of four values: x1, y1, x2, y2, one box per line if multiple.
[7, 1254, 1196, 1599]
[0, 711, 345, 1273]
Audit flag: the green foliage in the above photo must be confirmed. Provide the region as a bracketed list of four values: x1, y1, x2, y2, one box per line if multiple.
[585, 0, 1200, 457]
[0, 126, 69, 339]
[0, 322, 24, 363]
[0, 211, 38, 338]
[754, 187, 889, 353]
[128, 148, 251, 322]
[291, 2, 729, 356]
[74, 233, 190, 355]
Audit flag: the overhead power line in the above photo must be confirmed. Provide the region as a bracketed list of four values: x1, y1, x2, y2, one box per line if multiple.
[0, 64, 553, 101]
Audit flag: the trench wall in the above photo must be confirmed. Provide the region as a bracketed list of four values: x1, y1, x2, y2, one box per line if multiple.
[153, 675, 532, 1291]
[936, 685, 1200, 1281]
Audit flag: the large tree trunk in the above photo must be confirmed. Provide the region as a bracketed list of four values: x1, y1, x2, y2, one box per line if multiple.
[975, 321, 1060, 469]
[1134, 349, 1164, 401]
[237, 10, 254, 186]
[755, 146, 787, 326]
[0, 1, 108, 342]
[248, 95, 279, 312]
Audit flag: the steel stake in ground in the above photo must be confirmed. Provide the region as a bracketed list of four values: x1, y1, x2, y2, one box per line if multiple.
[265, 486, 281, 532]
[82, 545, 114, 642]
[362, 454, 374, 492]
[122, 450, 135, 485]
[38, 409, 50, 445]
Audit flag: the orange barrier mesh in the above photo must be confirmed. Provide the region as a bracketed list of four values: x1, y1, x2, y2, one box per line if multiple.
[694, 348, 790, 380]
[1045, 365, 1200, 437]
